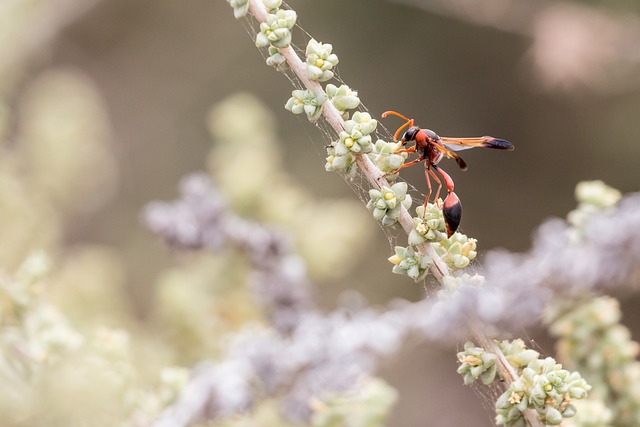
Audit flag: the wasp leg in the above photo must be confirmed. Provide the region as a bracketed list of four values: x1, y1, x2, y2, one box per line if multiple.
[424, 166, 443, 216]
[384, 157, 422, 177]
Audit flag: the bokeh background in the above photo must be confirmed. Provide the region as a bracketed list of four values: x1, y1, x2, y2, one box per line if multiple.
[2, 0, 640, 426]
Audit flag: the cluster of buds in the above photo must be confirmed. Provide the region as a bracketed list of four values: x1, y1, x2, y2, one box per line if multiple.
[367, 139, 407, 179]
[326, 84, 360, 120]
[567, 180, 621, 240]
[338, 111, 377, 154]
[496, 357, 591, 425]
[408, 204, 447, 244]
[458, 339, 591, 426]
[226, 0, 249, 18]
[306, 39, 339, 82]
[433, 232, 477, 269]
[255, 9, 296, 49]
[367, 182, 412, 226]
[457, 342, 498, 385]
[387, 245, 432, 282]
[325, 112, 377, 172]
[285, 89, 327, 122]
[546, 296, 640, 426]
[310, 378, 397, 427]
[255, 8, 297, 67]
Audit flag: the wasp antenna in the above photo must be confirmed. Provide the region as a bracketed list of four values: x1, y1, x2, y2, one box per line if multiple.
[382, 111, 416, 142]
[382, 110, 411, 122]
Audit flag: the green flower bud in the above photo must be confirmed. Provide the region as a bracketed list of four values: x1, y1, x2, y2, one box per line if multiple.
[336, 112, 377, 155]
[305, 39, 339, 82]
[262, 0, 282, 11]
[265, 46, 286, 68]
[575, 180, 621, 208]
[311, 378, 397, 427]
[388, 246, 431, 281]
[544, 406, 563, 425]
[255, 10, 297, 49]
[325, 139, 356, 172]
[432, 232, 477, 270]
[366, 139, 408, 179]
[367, 183, 411, 226]
[490, 337, 593, 425]
[285, 89, 326, 122]
[325, 84, 360, 118]
[227, 0, 249, 18]
[457, 341, 498, 385]
[497, 339, 540, 370]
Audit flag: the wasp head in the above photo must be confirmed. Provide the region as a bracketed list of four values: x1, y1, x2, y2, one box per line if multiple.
[401, 126, 420, 145]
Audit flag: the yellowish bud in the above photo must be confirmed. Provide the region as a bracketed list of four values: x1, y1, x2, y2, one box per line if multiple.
[388, 254, 401, 265]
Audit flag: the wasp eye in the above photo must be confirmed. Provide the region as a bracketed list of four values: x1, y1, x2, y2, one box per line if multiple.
[403, 127, 419, 142]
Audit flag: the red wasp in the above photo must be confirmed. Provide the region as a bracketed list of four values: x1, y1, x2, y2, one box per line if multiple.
[382, 111, 514, 237]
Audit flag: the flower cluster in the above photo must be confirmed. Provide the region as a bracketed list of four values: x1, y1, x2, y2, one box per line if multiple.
[367, 182, 412, 226]
[547, 296, 640, 426]
[266, 46, 286, 68]
[306, 39, 339, 82]
[457, 339, 539, 388]
[338, 111, 377, 153]
[567, 180, 621, 240]
[0, 253, 84, 369]
[226, 0, 249, 18]
[387, 245, 432, 282]
[285, 89, 327, 122]
[310, 378, 398, 427]
[253, 7, 297, 68]
[325, 112, 377, 172]
[408, 204, 447, 244]
[457, 342, 498, 385]
[498, 339, 541, 370]
[255, 9, 297, 49]
[366, 139, 407, 179]
[433, 232, 477, 269]
[496, 357, 591, 426]
[262, 0, 282, 12]
[325, 84, 360, 120]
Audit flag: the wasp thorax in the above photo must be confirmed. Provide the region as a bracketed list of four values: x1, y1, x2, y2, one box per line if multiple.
[424, 129, 440, 142]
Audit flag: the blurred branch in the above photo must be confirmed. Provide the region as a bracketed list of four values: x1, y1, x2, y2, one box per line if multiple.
[145, 174, 314, 334]
[387, 0, 640, 92]
[147, 174, 422, 426]
[426, 191, 640, 337]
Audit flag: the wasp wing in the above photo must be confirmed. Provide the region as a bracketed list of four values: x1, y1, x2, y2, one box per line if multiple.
[441, 136, 514, 152]
[433, 143, 468, 170]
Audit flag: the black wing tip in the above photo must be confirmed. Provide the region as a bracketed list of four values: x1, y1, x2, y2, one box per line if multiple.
[482, 137, 514, 150]
[455, 156, 468, 170]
